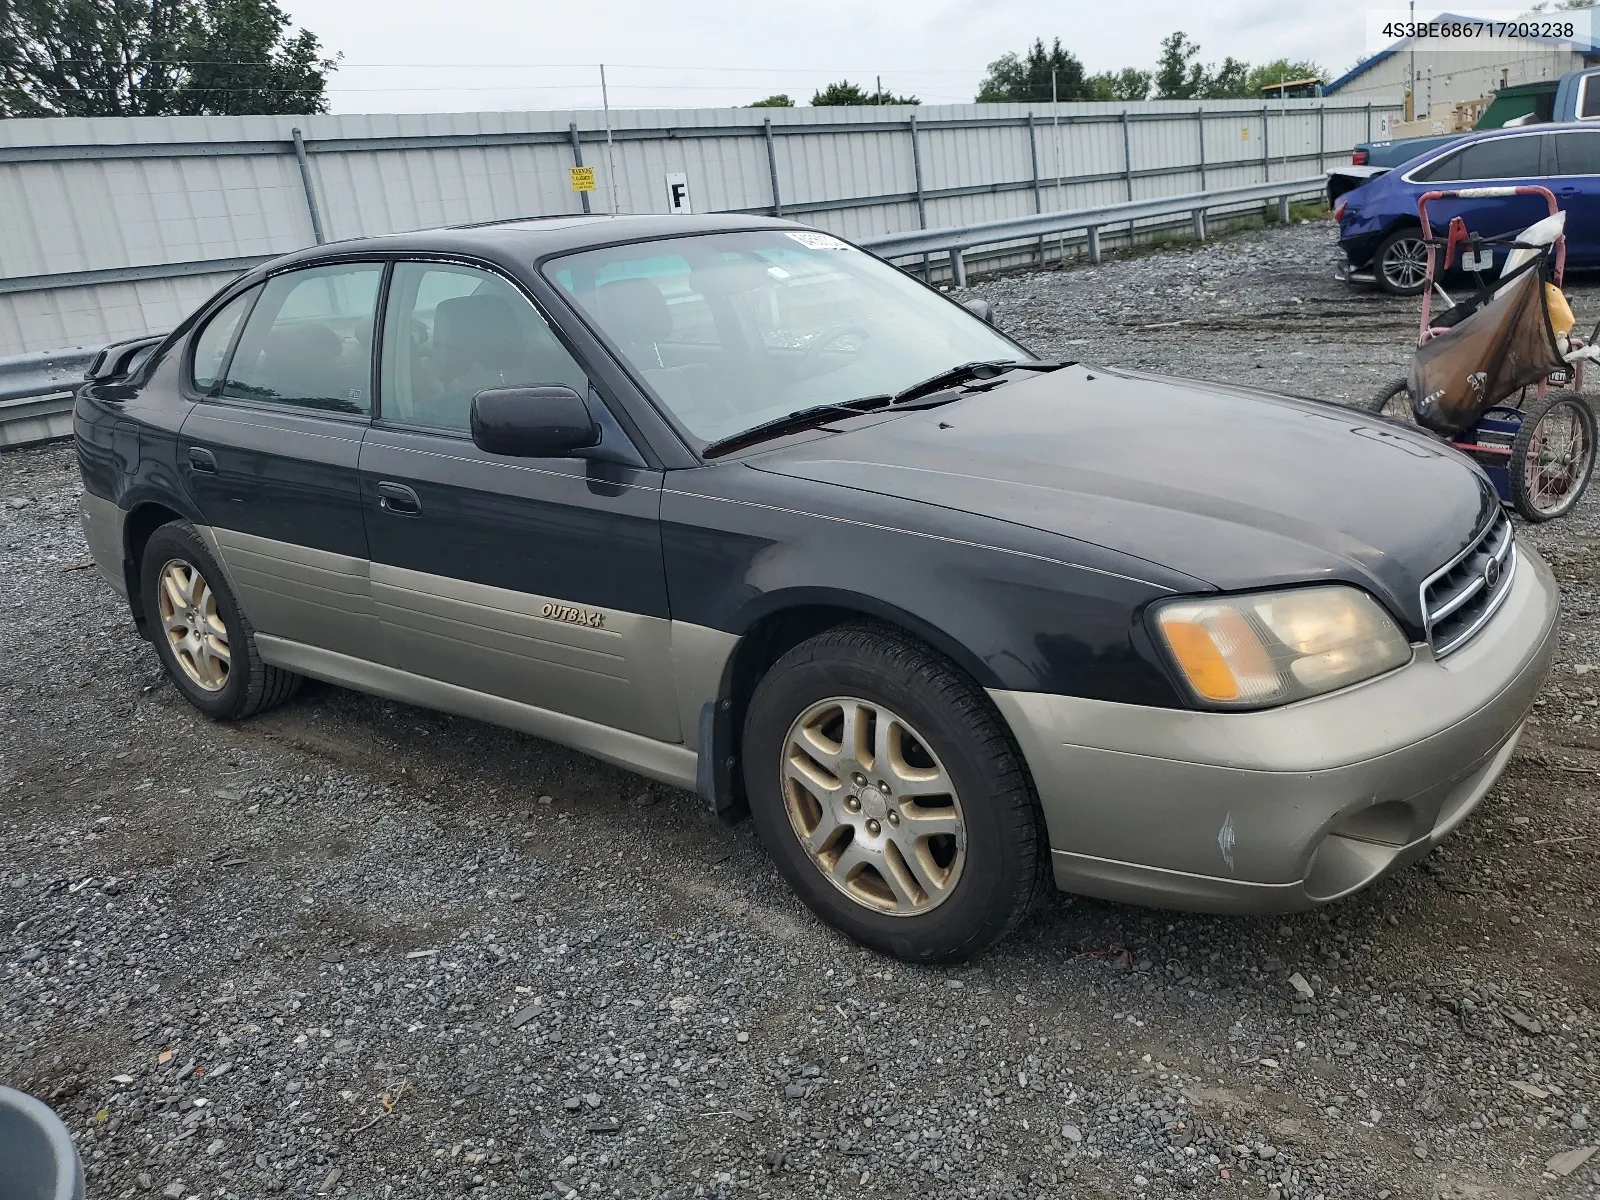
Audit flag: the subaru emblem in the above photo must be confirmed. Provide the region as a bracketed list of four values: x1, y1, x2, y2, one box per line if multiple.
[1483, 557, 1501, 591]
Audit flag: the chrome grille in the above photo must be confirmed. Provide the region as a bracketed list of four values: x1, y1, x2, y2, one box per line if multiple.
[1421, 511, 1516, 658]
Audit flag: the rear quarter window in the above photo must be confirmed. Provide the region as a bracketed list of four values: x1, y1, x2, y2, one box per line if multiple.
[189, 288, 257, 391]
[1413, 151, 1463, 182]
[1554, 129, 1600, 174]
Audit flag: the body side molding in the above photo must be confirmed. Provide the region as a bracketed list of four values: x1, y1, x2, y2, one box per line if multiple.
[254, 635, 699, 791]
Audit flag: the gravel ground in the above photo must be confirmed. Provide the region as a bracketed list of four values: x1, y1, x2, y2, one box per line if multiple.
[5, 215, 1600, 1200]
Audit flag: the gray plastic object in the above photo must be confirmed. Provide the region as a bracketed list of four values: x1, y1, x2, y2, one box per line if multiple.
[0, 1085, 85, 1200]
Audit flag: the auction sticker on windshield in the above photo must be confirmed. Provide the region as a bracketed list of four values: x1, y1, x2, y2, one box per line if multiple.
[783, 231, 853, 250]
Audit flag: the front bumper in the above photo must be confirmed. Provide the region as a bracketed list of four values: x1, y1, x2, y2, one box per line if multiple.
[990, 541, 1559, 914]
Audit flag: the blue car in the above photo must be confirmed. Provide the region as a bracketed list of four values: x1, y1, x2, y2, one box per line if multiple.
[1337, 123, 1600, 294]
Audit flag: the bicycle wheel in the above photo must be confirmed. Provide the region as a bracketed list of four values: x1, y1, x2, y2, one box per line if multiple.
[1508, 392, 1598, 522]
[1359, 377, 1415, 422]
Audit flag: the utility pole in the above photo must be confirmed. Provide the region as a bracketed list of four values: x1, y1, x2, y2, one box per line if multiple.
[1408, 0, 1416, 121]
[1280, 64, 1288, 178]
[1052, 68, 1065, 262]
[598, 64, 614, 214]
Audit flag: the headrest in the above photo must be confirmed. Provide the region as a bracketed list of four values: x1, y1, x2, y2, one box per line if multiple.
[266, 322, 342, 364]
[432, 295, 525, 372]
[595, 279, 673, 348]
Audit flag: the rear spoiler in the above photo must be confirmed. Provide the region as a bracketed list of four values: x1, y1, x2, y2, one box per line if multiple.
[85, 333, 167, 383]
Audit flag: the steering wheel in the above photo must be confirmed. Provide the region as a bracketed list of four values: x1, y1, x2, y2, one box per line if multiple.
[802, 323, 872, 364]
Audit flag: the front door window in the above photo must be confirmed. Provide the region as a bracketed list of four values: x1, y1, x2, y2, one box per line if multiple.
[379, 262, 588, 433]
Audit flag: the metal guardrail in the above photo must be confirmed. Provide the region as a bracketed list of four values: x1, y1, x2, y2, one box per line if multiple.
[859, 175, 1328, 284]
[0, 175, 1329, 447]
[0, 347, 98, 449]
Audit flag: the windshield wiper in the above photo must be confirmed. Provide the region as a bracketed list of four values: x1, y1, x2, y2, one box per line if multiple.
[892, 359, 1068, 404]
[698, 360, 1072, 458]
[701, 395, 892, 459]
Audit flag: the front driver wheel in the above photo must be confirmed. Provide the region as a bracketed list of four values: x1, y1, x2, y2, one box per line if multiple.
[1374, 226, 1430, 296]
[742, 623, 1046, 962]
[139, 520, 301, 719]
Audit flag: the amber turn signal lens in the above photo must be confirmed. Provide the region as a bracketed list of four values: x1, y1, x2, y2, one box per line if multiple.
[1160, 620, 1239, 701]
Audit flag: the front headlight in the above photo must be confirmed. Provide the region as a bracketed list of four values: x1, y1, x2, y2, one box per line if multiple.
[1153, 585, 1412, 709]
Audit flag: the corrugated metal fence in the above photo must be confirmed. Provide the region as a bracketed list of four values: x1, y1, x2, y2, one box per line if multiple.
[0, 97, 1401, 357]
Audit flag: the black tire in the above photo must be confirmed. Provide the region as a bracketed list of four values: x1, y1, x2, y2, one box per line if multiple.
[1360, 376, 1414, 419]
[1374, 226, 1430, 296]
[139, 520, 301, 719]
[1509, 392, 1598, 522]
[741, 622, 1047, 963]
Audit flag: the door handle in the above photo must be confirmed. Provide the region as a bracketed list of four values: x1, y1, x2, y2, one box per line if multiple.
[376, 481, 421, 515]
[187, 446, 217, 474]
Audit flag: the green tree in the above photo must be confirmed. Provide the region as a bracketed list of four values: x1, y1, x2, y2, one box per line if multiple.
[810, 80, 919, 105]
[976, 38, 1089, 103]
[747, 94, 795, 107]
[1150, 33, 1320, 100]
[0, 0, 336, 118]
[177, 0, 336, 115]
[1197, 57, 1251, 98]
[1154, 31, 1207, 99]
[1087, 67, 1152, 101]
[1243, 58, 1327, 97]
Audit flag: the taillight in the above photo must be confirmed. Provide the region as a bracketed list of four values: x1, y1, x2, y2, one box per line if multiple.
[1352, 150, 1369, 165]
[1334, 200, 1347, 222]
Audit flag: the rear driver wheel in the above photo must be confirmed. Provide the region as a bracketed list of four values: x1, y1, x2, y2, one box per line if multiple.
[139, 521, 301, 719]
[1375, 226, 1429, 296]
[742, 623, 1046, 962]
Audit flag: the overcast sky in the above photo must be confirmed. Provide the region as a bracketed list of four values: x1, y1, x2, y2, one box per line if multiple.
[277, 0, 1366, 114]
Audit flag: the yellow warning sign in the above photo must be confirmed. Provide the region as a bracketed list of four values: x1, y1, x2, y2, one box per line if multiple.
[569, 166, 596, 192]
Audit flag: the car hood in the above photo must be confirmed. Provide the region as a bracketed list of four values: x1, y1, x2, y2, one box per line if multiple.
[746, 364, 1498, 627]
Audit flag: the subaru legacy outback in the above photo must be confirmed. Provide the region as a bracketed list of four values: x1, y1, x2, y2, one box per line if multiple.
[75, 214, 1558, 961]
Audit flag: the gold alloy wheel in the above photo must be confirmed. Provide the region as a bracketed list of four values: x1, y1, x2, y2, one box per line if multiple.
[780, 696, 966, 916]
[155, 558, 230, 692]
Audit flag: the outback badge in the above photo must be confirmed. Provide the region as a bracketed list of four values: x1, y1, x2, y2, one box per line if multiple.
[540, 601, 605, 628]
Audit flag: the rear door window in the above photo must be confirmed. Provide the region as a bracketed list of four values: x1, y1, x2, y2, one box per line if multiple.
[220, 263, 384, 416]
[1451, 135, 1544, 181]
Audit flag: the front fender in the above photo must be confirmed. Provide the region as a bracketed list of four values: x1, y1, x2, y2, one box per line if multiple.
[663, 469, 1190, 707]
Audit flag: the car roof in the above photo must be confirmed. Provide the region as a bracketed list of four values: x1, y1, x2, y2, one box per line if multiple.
[261, 211, 805, 277]
[1386, 121, 1583, 176]
[1433, 121, 1592, 149]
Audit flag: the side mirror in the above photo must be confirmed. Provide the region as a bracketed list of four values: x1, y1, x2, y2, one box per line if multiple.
[470, 386, 600, 458]
[961, 298, 995, 325]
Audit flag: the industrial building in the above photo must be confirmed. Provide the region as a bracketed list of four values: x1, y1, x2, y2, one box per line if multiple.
[1326, 12, 1600, 128]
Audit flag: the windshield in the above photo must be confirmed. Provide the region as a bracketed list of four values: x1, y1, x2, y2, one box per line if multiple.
[545, 229, 1028, 444]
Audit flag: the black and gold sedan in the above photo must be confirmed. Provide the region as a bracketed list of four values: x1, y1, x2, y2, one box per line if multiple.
[74, 213, 1557, 961]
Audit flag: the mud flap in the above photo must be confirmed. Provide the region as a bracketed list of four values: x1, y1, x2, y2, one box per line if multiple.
[696, 701, 748, 826]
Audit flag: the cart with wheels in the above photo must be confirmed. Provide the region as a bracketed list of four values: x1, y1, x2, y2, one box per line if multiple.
[1360, 185, 1597, 522]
